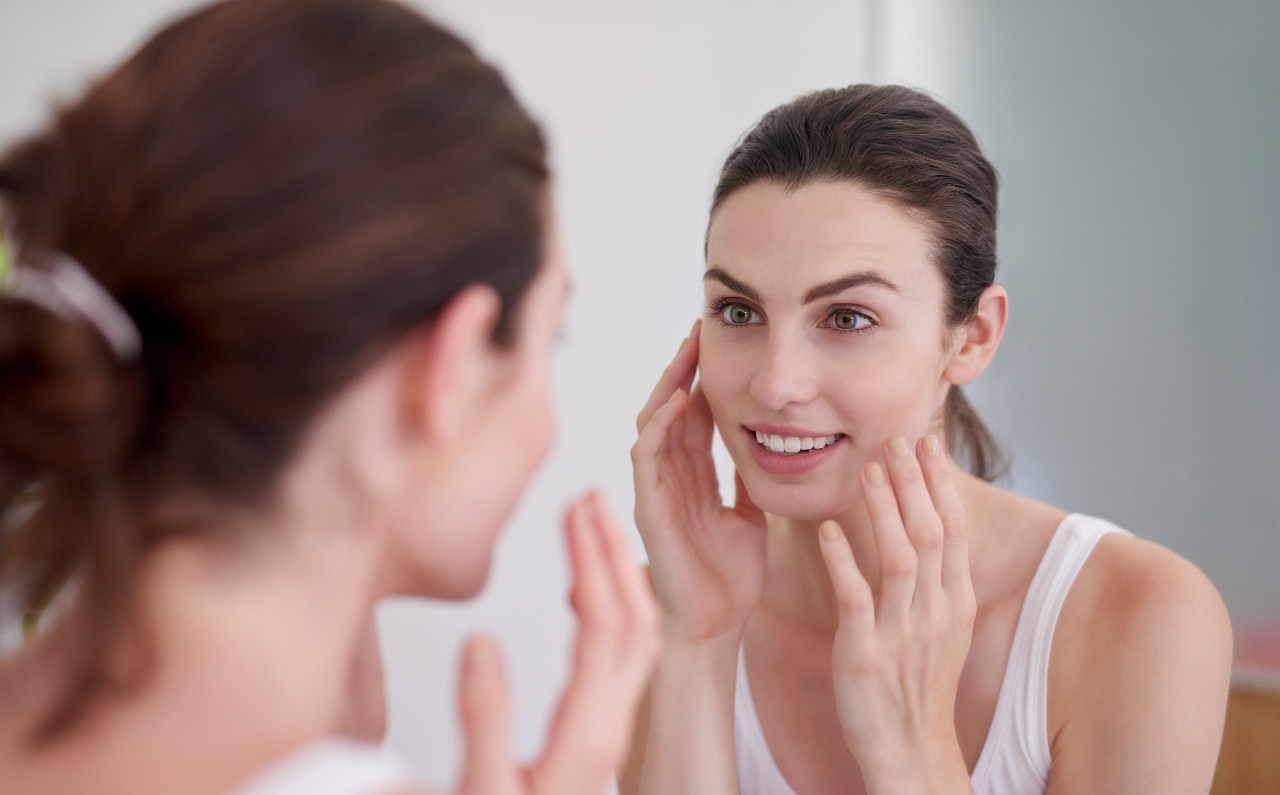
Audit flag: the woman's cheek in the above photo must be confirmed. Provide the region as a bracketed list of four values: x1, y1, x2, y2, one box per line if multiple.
[834, 349, 932, 436]
[695, 339, 741, 416]
[698, 346, 759, 470]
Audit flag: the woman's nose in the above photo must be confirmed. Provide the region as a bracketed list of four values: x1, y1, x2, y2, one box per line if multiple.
[749, 333, 819, 411]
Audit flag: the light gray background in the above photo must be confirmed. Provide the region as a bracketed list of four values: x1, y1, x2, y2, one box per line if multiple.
[878, 0, 1280, 625]
[1, 0, 1276, 787]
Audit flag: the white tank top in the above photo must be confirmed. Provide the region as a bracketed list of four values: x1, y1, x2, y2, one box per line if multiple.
[229, 737, 419, 795]
[734, 514, 1132, 795]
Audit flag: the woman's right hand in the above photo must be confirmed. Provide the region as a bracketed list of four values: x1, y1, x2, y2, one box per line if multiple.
[630, 321, 767, 648]
[444, 492, 660, 795]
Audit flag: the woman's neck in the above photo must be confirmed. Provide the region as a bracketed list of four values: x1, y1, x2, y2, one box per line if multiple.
[2, 500, 384, 795]
[757, 460, 999, 638]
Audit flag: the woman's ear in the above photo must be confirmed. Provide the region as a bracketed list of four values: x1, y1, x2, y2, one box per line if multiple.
[943, 284, 1008, 386]
[400, 284, 504, 443]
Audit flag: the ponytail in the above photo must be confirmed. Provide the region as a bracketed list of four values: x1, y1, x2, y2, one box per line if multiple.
[0, 263, 149, 739]
[945, 386, 1007, 482]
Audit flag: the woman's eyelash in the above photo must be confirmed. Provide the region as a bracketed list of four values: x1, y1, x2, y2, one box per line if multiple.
[707, 298, 745, 316]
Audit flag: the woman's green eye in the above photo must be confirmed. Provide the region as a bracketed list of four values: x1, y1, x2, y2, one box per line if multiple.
[724, 304, 755, 324]
[833, 310, 870, 330]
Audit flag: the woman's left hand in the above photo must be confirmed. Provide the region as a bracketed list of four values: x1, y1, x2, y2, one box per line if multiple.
[817, 434, 976, 795]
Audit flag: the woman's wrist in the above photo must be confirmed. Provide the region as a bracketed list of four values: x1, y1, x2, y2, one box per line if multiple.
[855, 731, 971, 795]
[656, 624, 742, 669]
[658, 616, 747, 656]
[649, 628, 741, 722]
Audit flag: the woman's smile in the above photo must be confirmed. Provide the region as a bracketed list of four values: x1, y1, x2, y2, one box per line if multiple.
[742, 424, 848, 476]
[747, 423, 845, 455]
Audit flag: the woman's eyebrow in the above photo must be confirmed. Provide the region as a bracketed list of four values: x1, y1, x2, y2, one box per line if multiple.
[703, 267, 762, 303]
[803, 272, 900, 304]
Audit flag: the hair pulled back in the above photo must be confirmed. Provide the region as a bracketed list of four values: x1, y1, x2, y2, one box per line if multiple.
[711, 84, 1007, 481]
[0, 0, 547, 738]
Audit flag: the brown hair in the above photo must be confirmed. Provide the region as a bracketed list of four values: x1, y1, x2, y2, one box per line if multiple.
[0, 0, 547, 739]
[710, 84, 1008, 480]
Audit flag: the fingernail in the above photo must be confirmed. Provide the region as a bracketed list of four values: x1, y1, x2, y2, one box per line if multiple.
[667, 388, 685, 404]
[468, 637, 497, 672]
[569, 501, 589, 533]
[820, 520, 840, 540]
[677, 336, 688, 353]
[888, 436, 910, 458]
[690, 319, 701, 337]
[864, 461, 885, 485]
[923, 434, 941, 457]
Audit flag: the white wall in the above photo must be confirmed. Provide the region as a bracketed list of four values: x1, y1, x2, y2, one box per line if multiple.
[0, 0, 873, 786]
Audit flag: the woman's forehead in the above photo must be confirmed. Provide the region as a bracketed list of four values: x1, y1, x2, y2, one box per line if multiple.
[705, 181, 938, 301]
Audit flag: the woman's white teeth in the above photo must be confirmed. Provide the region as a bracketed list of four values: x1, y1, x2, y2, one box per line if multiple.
[754, 432, 840, 455]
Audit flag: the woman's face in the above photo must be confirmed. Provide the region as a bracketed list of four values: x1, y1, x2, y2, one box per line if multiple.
[700, 180, 954, 521]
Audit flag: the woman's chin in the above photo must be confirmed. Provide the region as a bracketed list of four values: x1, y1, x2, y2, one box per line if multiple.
[406, 552, 494, 601]
[746, 480, 862, 524]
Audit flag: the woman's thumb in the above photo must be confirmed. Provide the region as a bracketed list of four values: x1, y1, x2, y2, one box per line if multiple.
[457, 635, 514, 794]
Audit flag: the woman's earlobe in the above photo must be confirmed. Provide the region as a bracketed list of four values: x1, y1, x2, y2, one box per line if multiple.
[400, 284, 504, 443]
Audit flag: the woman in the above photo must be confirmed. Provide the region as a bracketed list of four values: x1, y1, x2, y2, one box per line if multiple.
[0, 1, 658, 793]
[623, 86, 1231, 795]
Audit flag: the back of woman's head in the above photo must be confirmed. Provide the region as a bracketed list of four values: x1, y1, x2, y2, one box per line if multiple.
[711, 84, 1007, 480]
[0, 0, 547, 738]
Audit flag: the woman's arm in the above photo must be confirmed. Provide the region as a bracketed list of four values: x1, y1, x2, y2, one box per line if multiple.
[617, 680, 651, 794]
[626, 637, 741, 795]
[624, 323, 769, 794]
[1045, 536, 1232, 795]
[618, 588, 741, 795]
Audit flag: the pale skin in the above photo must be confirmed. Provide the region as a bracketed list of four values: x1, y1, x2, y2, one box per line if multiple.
[620, 181, 1233, 795]
[0, 222, 661, 795]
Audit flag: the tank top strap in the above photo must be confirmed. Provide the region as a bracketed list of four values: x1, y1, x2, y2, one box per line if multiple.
[969, 514, 1132, 795]
[229, 736, 419, 795]
[734, 642, 800, 795]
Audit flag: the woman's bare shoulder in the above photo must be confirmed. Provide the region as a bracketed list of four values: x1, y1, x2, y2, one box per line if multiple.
[1065, 531, 1230, 656]
[1045, 529, 1232, 792]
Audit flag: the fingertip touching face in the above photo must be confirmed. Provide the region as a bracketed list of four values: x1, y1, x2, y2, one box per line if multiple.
[699, 181, 956, 521]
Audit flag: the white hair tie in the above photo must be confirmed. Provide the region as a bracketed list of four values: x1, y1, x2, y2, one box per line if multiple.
[2, 251, 143, 361]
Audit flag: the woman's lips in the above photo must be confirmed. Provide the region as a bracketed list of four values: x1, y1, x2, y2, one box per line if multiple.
[741, 426, 846, 476]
